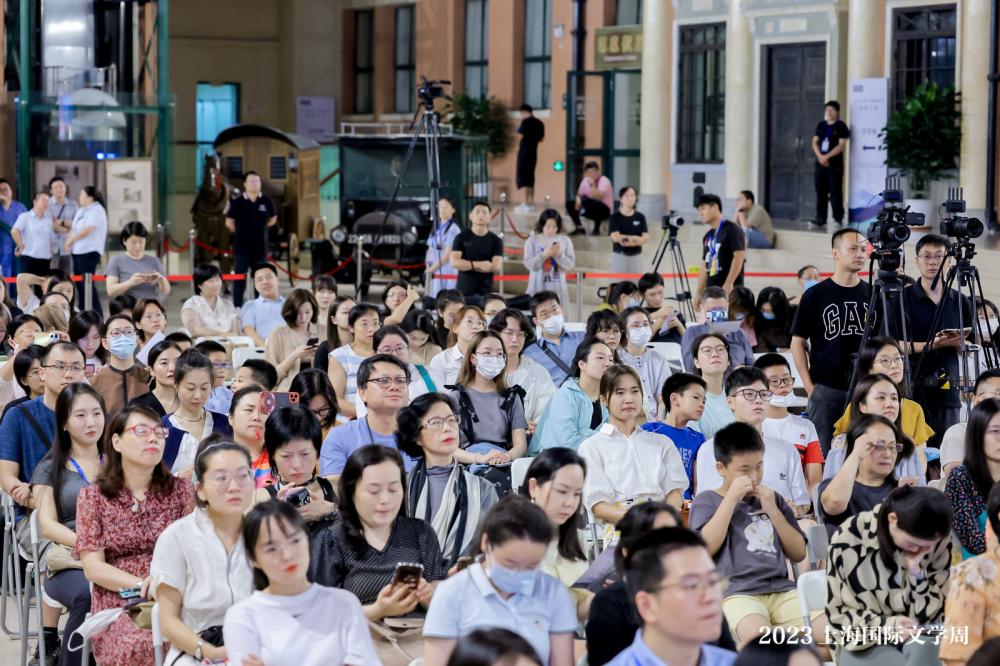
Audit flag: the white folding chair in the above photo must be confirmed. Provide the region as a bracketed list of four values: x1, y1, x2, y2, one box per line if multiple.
[651, 342, 684, 374]
[511, 457, 534, 494]
[805, 524, 829, 570]
[1, 491, 25, 638]
[152, 602, 164, 666]
[811, 485, 823, 525]
[779, 351, 805, 389]
[232, 346, 267, 370]
[796, 570, 834, 665]
[20, 511, 47, 666]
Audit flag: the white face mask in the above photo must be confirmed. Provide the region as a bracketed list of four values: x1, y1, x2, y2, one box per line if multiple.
[626, 298, 642, 309]
[539, 313, 564, 335]
[628, 326, 652, 348]
[475, 355, 506, 380]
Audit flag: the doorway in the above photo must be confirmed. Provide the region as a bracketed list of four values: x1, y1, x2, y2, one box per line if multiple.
[195, 83, 239, 187]
[764, 43, 826, 222]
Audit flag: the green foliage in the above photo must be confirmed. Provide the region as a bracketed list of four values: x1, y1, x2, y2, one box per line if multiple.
[447, 93, 513, 159]
[880, 82, 961, 197]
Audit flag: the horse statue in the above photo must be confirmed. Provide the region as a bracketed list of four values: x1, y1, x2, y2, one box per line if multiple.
[190, 153, 234, 274]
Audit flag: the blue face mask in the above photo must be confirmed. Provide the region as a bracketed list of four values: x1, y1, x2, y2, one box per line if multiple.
[487, 549, 538, 596]
[109, 334, 137, 360]
[803, 279, 820, 292]
[761, 311, 777, 321]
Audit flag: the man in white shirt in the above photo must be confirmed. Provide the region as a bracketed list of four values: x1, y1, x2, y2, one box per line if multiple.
[941, 368, 1000, 479]
[240, 263, 287, 346]
[695, 367, 810, 515]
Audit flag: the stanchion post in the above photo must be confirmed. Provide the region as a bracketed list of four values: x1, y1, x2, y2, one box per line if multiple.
[84, 274, 93, 312]
[498, 192, 507, 296]
[576, 272, 583, 322]
[156, 224, 164, 259]
[188, 229, 197, 297]
[355, 235, 364, 297]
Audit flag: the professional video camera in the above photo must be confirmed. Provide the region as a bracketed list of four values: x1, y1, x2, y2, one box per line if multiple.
[866, 180, 926, 271]
[661, 210, 685, 233]
[939, 188, 985, 240]
[417, 77, 450, 109]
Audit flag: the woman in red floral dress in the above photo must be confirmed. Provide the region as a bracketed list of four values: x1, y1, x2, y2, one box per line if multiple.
[76, 404, 194, 666]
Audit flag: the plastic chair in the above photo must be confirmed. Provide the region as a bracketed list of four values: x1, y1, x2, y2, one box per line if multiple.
[650, 342, 684, 374]
[152, 602, 164, 666]
[811, 485, 823, 525]
[805, 523, 829, 570]
[796, 570, 834, 665]
[511, 457, 534, 494]
[20, 511, 47, 666]
[232, 346, 267, 370]
[1, 491, 25, 638]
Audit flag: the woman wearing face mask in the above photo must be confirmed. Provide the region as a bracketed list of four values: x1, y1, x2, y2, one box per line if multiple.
[728, 286, 758, 348]
[490, 308, 555, 434]
[481, 294, 507, 326]
[265, 288, 319, 391]
[92, 314, 152, 419]
[75, 405, 193, 666]
[428, 305, 487, 388]
[600, 281, 642, 314]
[227, 385, 273, 488]
[162, 349, 232, 476]
[524, 208, 576, 308]
[70, 310, 107, 377]
[789, 265, 820, 307]
[753, 286, 792, 352]
[531, 338, 613, 454]
[520, 448, 593, 620]
[150, 440, 255, 666]
[313, 295, 357, 374]
[422, 494, 577, 666]
[827, 486, 952, 666]
[823, 374, 924, 484]
[820, 414, 912, 537]
[327, 302, 379, 419]
[403, 309, 443, 369]
[223, 501, 379, 666]
[258, 405, 337, 531]
[618, 307, 671, 421]
[690, 332, 736, 440]
[398, 393, 499, 568]
[129, 340, 181, 417]
[445, 331, 528, 473]
[426, 198, 462, 298]
[181, 264, 240, 337]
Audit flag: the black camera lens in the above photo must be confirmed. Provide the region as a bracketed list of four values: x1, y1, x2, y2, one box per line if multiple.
[890, 224, 911, 243]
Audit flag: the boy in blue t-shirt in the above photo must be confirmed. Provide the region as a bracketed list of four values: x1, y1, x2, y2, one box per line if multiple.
[642, 372, 707, 499]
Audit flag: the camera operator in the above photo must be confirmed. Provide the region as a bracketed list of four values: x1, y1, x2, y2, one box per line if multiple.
[904, 234, 974, 446]
[790, 229, 872, 454]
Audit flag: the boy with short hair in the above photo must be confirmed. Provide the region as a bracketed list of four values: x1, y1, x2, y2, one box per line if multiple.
[688, 422, 809, 648]
[695, 367, 809, 515]
[642, 373, 707, 499]
[755, 353, 823, 492]
[232, 358, 278, 392]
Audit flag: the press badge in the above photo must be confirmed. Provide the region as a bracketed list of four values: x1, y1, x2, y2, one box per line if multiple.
[821, 137, 830, 153]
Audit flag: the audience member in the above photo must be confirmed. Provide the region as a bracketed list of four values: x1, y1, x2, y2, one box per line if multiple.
[181, 264, 240, 337]
[360, 324, 431, 415]
[162, 349, 232, 475]
[445, 628, 542, 666]
[227, 385, 271, 488]
[428, 305, 486, 388]
[945, 396, 1000, 558]
[311, 274, 337, 342]
[265, 288, 319, 390]
[91, 314, 151, 419]
[240, 263, 287, 346]
[433, 289, 466, 349]
[133, 298, 167, 353]
[728, 286, 758, 348]
[523, 291, 585, 388]
[231, 358, 278, 393]
[604, 281, 641, 314]
[789, 265, 820, 307]
[642, 373, 707, 499]
[756, 353, 823, 490]
[618, 306, 670, 419]
[313, 295, 357, 373]
[194, 339, 232, 414]
[638, 273, 686, 343]
[328, 302, 380, 418]
[681, 287, 755, 372]
[403, 308, 443, 369]
[490, 308, 555, 433]
[734, 638, 822, 666]
[524, 209, 576, 307]
[586, 309, 624, 358]
[69, 310, 106, 377]
[382, 279, 420, 327]
[941, 369, 1000, 477]
[129, 340, 181, 417]
[753, 287, 792, 352]
[0, 345, 45, 420]
[289, 367, 340, 435]
[690, 332, 736, 439]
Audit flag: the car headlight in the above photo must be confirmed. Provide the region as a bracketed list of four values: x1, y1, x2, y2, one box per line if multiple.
[330, 225, 348, 244]
[402, 227, 418, 246]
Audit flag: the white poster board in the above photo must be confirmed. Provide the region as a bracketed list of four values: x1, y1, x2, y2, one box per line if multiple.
[102, 158, 154, 234]
[296, 96, 336, 143]
[848, 78, 889, 226]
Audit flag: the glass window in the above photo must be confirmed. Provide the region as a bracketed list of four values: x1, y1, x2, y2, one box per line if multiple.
[354, 10, 374, 114]
[677, 23, 726, 163]
[464, 0, 489, 99]
[395, 6, 416, 113]
[616, 0, 641, 25]
[892, 6, 957, 109]
[524, 0, 552, 109]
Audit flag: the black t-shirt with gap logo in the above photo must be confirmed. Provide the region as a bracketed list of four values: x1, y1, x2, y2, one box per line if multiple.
[814, 120, 850, 168]
[227, 193, 276, 258]
[452, 228, 503, 297]
[701, 219, 745, 288]
[790, 277, 873, 390]
[608, 211, 648, 256]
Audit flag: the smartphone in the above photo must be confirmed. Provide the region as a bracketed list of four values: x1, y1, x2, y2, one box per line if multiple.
[306, 337, 319, 347]
[392, 562, 424, 588]
[453, 556, 473, 572]
[707, 309, 727, 323]
[118, 586, 142, 600]
[33, 332, 60, 347]
[258, 391, 300, 415]
[285, 487, 311, 507]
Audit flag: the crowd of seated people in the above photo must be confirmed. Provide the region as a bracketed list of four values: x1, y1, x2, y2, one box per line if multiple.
[3, 207, 1000, 666]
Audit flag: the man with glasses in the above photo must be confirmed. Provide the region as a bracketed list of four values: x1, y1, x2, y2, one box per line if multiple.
[695, 367, 810, 516]
[608, 527, 735, 666]
[904, 233, 974, 447]
[523, 291, 584, 387]
[940, 368, 1000, 478]
[319, 354, 414, 481]
[92, 313, 151, 420]
[680, 287, 755, 374]
[0, 341, 85, 509]
[353, 326, 429, 418]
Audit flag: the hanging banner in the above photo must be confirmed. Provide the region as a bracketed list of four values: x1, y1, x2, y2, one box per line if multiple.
[848, 78, 889, 226]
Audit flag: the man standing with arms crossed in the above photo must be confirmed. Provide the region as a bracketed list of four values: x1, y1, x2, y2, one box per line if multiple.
[225, 171, 277, 307]
[791, 228, 872, 454]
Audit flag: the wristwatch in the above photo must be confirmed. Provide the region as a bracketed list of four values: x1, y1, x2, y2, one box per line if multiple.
[195, 639, 204, 661]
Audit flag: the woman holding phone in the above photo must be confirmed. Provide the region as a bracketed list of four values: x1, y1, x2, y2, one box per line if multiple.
[265, 288, 319, 391]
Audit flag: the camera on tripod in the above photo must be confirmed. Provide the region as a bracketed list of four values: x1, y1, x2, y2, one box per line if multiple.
[417, 77, 450, 109]
[867, 183, 926, 250]
[939, 188, 984, 240]
[661, 211, 684, 230]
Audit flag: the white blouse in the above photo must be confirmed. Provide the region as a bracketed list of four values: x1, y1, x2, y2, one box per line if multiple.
[181, 294, 240, 334]
[695, 434, 810, 507]
[168, 412, 219, 475]
[507, 356, 557, 423]
[427, 345, 464, 388]
[69, 203, 108, 255]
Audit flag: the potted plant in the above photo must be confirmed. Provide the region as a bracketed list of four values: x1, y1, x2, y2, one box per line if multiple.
[447, 92, 513, 160]
[880, 82, 961, 221]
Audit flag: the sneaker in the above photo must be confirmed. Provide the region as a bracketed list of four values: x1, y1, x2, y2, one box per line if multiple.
[28, 636, 61, 666]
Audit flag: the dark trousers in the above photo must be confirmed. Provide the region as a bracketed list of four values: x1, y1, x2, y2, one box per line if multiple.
[806, 383, 848, 456]
[567, 197, 611, 234]
[232, 251, 265, 307]
[19, 255, 51, 276]
[45, 568, 90, 666]
[71, 251, 102, 316]
[815, 161, 845, 225]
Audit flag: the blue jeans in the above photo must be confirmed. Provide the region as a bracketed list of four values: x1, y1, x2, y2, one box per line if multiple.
[0, 233, 15, 296]
[72, 251, 103, 315]
[746, 227, 773, 249]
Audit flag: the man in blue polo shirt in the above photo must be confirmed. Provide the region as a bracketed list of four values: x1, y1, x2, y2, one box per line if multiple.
[240, 263, 286, 346]
[319, 354, 414, 479]
[0, 341, 86, 508]
[225, 171, 277, 306]
[523, 291, 584, 387]
[608, 528, 735, 666]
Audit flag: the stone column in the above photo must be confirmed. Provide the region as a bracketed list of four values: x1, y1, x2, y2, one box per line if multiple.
[723, 0, 752, 199]
[959, 0, 990, 212]
[638, 0, 670, 219]
[846, 0, 883, 84]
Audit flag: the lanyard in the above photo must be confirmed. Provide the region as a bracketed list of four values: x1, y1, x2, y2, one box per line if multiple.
[68, 456, 101, 485]
[706, 219, 727, 275]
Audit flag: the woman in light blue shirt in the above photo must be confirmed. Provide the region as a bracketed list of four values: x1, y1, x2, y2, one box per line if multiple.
[422, 494, 577, 666]
[66, 186, 108, 315]
[425, 198, 462, 298]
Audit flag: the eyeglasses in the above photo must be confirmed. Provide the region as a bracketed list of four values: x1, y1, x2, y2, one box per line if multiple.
[421, 415, 460, 431]
[311, 406, 332, 420]
[500, 329, 527, 340]
[698, 345, 728, 356]
[377, 345, 409, 357]
[125, 424, 168, 440]
[475, 352, 505, 359]
[259, 534, 307, 558]
[366, 376, 408, 389]
[205, 469, 253, 487]
[917, 253, 946, 262]
[43, 363, 85, 375]
[874, 355, 904, 368]
[767, 377, 795, 388]
[650, 574, 727, 597]
[735, 389, 773, 402]
[211, 362, 232, 370]
[871, 440, 904, 453]
[107, 329, 136, 339]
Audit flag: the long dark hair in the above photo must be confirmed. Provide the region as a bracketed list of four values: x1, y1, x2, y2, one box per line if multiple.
[614, 501, 682, 575]
[754, 286, 790, 329]
[859, 337, 909, 395]
[518, 448, 586, 562]
[875, 486, 952, 568]
[289, 368, 339, 430]
[326, 295, 356, 347]
[964, 397, 1000, 502]
[69, 310, 108, 363]
[47, 383, 106, 523]
[96, 404, 174, 498]
[336, 445, 407, 555]
[847, 373, 902, 428]
[243, 500, 309, 590]
[396, 392, 457, 460]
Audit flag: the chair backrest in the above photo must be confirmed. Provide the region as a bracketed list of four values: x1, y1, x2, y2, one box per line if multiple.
[232, 346, 267, 370]
[564, 322, 586, 333]
[811, 484, 823, 525]
[511, 457, 534, 494]
[651, 342, 684, 374]
[806, 523, 829, 569]
[796, 570, 827, 625]
[152, 602, 164, 666]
